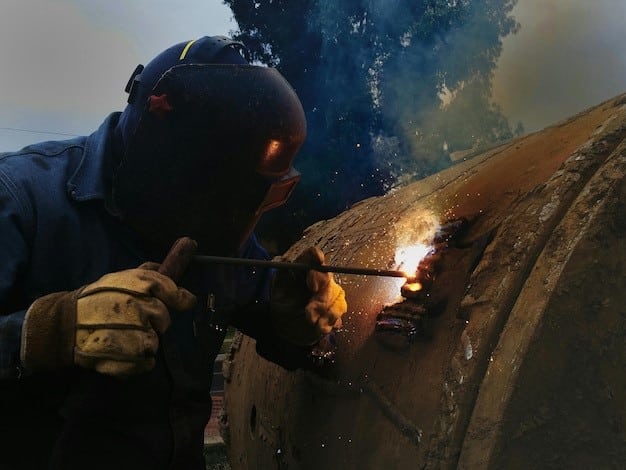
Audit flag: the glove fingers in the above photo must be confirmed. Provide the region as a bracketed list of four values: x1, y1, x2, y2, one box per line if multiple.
[296, 247, 330, 293]
[294, 246, 325, 266]
[78, 356, 156, 376]
[328, 282, 348, 316]
[97, 358, 155, 376]
[137, 270, 197, 311]
[75, 328, 159, 376]
[138, 261, 160, 271]
[82, 269, 197, 312]
[316, 317, 334, 335]
[305, 300, 343, 333]
[307, 270, 330, 293]
[76, 328, 159, 356]
[305, 302, 322, 325]
[77, 292, 172, 334]
[138, 261, 196, 310]
[139, 297, 172, 334]
[306, 278, 348, 333]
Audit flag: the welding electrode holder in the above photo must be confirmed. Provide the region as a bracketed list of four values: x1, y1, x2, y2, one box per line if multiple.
[158, 237, 199, 281]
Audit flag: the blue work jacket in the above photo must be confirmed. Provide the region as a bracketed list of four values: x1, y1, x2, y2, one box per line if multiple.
[0, 113, 304, 469]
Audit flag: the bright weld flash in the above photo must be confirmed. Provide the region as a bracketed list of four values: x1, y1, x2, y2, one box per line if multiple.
[395, 243, 431, 277]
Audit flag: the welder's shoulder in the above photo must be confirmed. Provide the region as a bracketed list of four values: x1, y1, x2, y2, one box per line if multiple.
[1, 137, 86, 172]
[0, 138, 86, 191]
[0, 138, 87, 217]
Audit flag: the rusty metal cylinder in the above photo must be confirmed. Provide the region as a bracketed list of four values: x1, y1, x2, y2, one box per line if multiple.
[222, 94, 626, 469]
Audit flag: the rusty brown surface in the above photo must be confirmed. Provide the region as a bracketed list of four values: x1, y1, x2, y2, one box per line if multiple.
[222, 93, 626, 469]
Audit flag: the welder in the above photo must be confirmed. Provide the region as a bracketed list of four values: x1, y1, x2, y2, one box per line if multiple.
[0, 36, 346, 469]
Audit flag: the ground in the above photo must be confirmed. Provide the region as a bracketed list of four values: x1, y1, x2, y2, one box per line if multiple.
[204, 444, 230, 470]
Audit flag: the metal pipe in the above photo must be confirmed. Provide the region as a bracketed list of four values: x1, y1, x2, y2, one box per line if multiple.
[192, 254, 408, 279]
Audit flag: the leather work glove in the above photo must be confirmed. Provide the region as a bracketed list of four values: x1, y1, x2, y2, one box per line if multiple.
[270, 247, 347, 346]
[20, 266, 196, 376]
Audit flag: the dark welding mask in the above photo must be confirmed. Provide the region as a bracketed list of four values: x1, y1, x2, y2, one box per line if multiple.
[112, 39, 306, 255]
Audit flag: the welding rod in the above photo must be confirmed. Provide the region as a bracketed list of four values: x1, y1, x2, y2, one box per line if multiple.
[192, 254, 408, 279]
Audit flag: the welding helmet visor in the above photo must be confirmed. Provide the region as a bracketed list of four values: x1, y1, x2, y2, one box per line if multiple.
[112, 63, 306, 255]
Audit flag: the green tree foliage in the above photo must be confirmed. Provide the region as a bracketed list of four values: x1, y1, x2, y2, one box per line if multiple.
[224, 0, 519, 252]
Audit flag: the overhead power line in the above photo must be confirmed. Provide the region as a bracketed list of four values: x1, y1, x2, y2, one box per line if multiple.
[0, 126, 79, 137]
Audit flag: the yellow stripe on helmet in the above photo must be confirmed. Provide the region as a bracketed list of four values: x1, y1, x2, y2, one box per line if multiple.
[179, 39, 197, 60]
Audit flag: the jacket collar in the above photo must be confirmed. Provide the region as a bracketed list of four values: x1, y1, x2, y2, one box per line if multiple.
[66, 112, 121, 203]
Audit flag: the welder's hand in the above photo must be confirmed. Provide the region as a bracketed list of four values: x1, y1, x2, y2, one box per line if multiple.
[270, 247, 347, 346]
[20, 266, 196, 376]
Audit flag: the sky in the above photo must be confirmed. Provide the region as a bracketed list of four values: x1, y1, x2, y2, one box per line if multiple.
[1, 0, 625, 150]
[0, 0, 237, 150]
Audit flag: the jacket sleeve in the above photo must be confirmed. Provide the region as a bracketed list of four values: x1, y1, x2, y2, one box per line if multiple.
[0, 170, 33, 379]
[228, 234, 313, 371]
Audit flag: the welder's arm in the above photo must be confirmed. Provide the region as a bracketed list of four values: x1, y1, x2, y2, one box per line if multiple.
[0, 311, 27, 379]
[0, 237, 27, 381]
[227, 243, 347, 370]
[0, 177, 33, 379]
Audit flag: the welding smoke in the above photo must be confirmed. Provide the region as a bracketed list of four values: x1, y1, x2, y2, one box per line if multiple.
[229, 0, 519, 252]
[393, 209, 439, 251]
[303, 0, 520, 196]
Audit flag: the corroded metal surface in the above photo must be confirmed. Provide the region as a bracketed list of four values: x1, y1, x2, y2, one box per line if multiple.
[222, 94, 626, 469]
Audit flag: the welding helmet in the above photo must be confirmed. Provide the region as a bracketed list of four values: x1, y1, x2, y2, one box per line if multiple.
[112, 36, 306, 255]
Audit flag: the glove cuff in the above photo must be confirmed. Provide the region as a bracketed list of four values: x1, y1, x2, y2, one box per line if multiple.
[20, 290, 79, 371]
